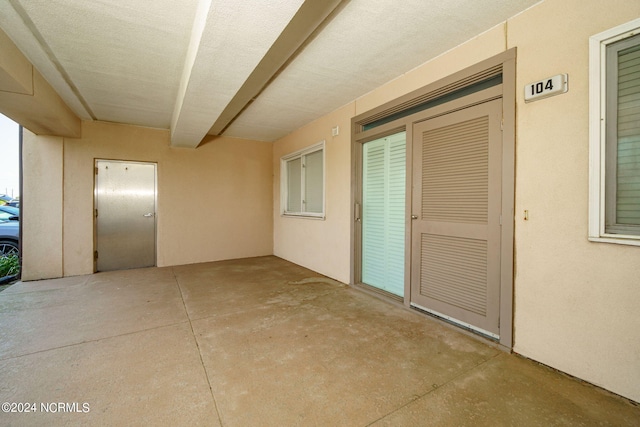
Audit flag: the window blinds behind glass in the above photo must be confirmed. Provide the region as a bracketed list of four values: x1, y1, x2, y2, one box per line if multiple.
[287, 158, 302, 212]
[616, 41, 640, 225]
[304, 150, 323, 213]
[362, 132, 406, 297]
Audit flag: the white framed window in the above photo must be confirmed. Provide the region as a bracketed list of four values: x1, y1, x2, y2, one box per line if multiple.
[589, 18, 640, 246]
[281, 141, 325, 218]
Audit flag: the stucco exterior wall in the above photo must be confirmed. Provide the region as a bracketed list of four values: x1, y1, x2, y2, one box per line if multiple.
[273, 0, 640, 402]
[24, 120, 273, 278]
[508, 0, 640, 404]
[273, 26, 508, 288]
[273, 103, 354, 284]
[21, 131, 63, 280]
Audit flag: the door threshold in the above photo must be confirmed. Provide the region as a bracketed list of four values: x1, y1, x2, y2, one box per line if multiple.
[354, 282, 404, 304]
[410, 302, 499, 340]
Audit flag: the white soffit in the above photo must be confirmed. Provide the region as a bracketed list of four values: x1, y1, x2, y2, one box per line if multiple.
[0, 0, 543, 145]
[0, 1, 93, 120]
[11, 0, 198, 129]
[225, 0, 540, 142]
[170, 0, 305, 148]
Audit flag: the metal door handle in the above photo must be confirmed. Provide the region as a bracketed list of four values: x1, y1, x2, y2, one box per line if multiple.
[143, 213, 155, 217]
[411, 215, 418, 219]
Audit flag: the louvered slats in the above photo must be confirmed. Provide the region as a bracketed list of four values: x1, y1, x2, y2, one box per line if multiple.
[362, 142, 386, 287]
[420, 234, 487, 316]
[404, 90, 502, 336]
[362, 132, 406, 297]
[421, 117, 489, 223]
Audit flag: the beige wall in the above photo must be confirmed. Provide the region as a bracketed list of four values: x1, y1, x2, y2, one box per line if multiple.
[24, 120, 273, 277]
[508, 0, 640, 403]
[21, 131, 63, 280]
[274, 26, 507, 287]
[354, 24, 507, 115]
[273, 0, 640, 402]
[273, 103, 355, 284]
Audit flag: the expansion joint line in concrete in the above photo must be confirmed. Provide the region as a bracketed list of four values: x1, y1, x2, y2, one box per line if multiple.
[171, 267, 225, 427]
[364, 351, 504, 426]
[0, 320, 190, 362]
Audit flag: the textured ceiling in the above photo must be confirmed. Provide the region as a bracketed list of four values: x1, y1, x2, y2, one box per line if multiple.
[0, 0, 541, 146]
[225, 0, 540, 141]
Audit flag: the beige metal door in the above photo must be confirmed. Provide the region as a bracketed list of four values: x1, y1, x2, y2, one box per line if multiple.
[95, 160, 157, 272]
[410, 99, 502, 337]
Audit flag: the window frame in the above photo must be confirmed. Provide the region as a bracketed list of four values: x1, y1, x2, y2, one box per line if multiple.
[280, 140, 326, 219]
[588, 18, 640, 246]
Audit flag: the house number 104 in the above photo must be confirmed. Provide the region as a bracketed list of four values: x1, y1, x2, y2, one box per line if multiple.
[524, 74, 568, 102]
[531, 80, 554, 95]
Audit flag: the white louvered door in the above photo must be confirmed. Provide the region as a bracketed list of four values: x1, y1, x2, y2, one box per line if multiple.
[410, 100, 502, 337]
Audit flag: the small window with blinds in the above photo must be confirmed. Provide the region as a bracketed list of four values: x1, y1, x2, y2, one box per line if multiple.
[589, 20, 640, 245]
[281, 141, 325, 218]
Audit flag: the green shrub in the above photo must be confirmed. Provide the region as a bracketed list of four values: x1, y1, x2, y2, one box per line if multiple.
[0, 254, 20, 277]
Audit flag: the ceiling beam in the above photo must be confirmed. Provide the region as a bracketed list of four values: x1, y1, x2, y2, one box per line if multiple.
[208, 0, 345, 138]
[0, 0, 92, 124]
[0, 26, 80, 137]
[170, 0, 345, 148]
[169, 0, 213, 148]
[171, 0, 312, 148]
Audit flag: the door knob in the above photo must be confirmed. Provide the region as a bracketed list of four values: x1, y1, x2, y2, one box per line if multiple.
[143, 213, 155, 217]
[411, 215, 418, 219]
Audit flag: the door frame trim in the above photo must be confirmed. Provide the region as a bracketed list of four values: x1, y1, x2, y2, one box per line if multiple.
[350, 48, 516, 349]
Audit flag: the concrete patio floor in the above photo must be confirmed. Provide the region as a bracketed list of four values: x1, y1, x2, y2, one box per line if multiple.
[0, 256, 638, 426]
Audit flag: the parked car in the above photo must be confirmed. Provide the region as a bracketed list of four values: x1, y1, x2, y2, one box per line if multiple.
[0, 205, 19, 222]
[0, 220, 19, 255]
[0, 205, 19, 255]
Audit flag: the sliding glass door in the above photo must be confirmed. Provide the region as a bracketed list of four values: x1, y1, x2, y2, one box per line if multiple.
[361, 132, 406, 297]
